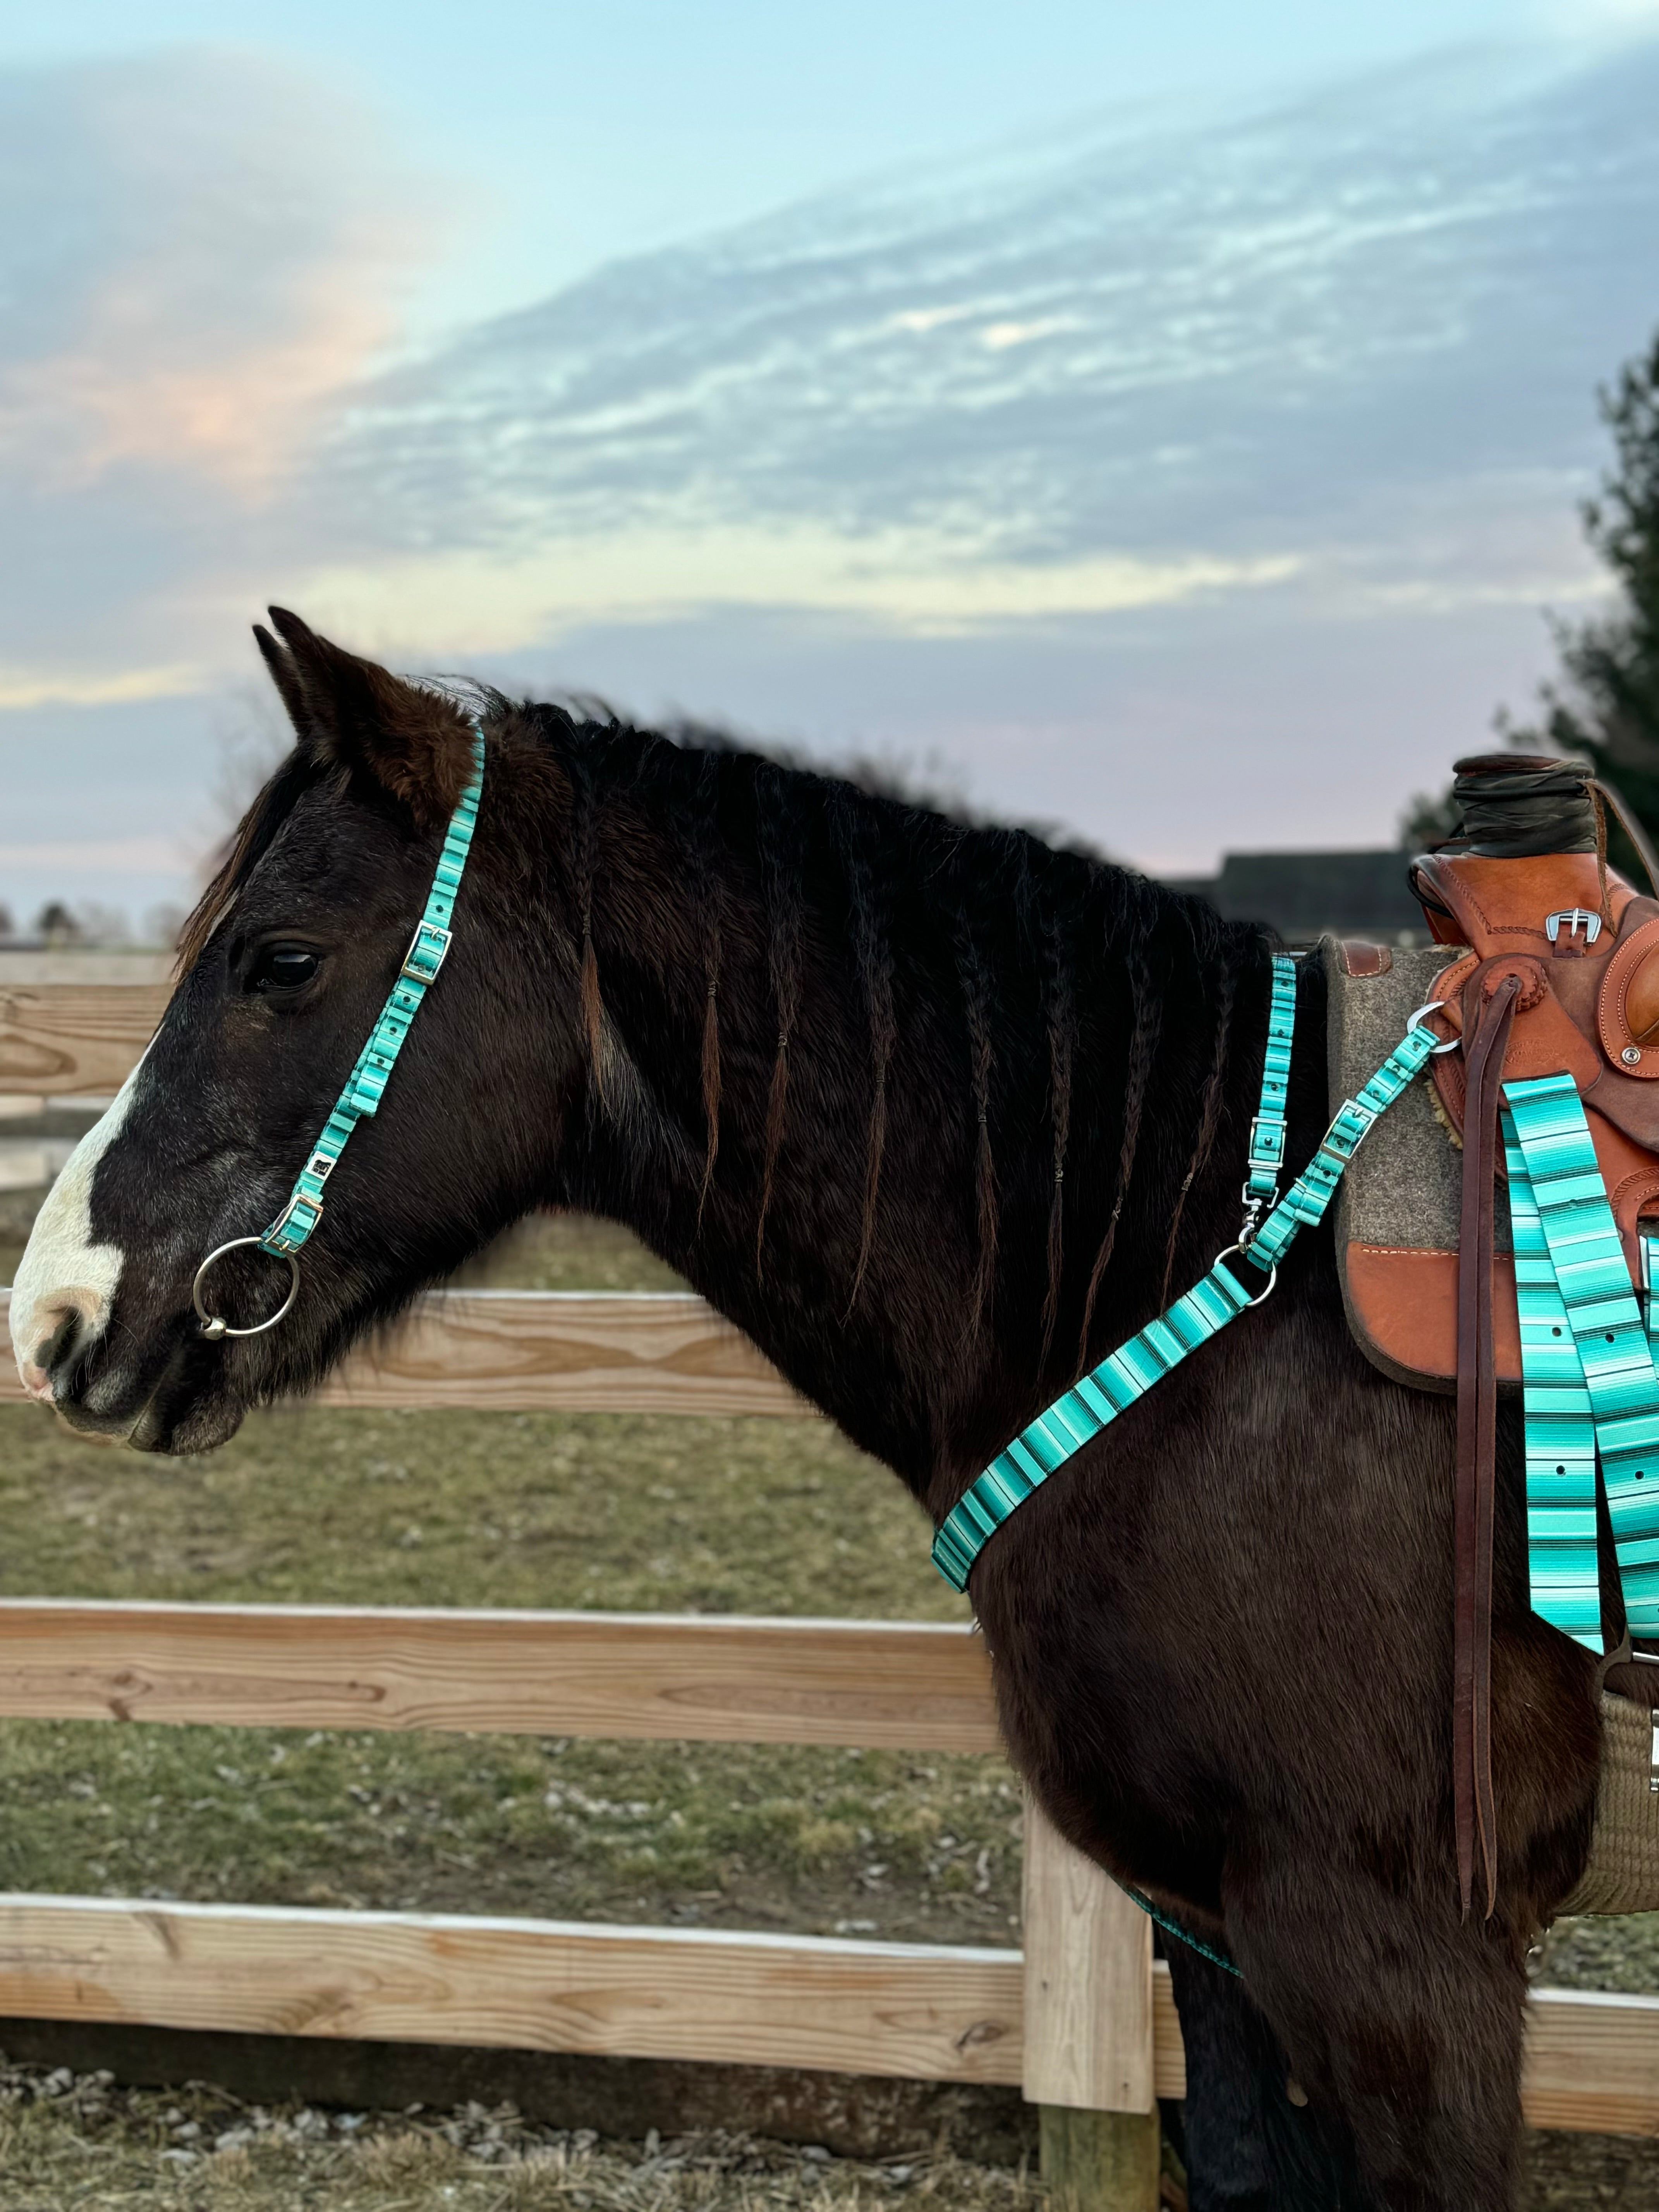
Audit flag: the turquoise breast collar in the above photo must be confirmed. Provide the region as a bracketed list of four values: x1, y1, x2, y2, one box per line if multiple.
[934, 953, 1659, 1664]
[191, 727, 486, 1340]
[932, 954, 1446, 1591]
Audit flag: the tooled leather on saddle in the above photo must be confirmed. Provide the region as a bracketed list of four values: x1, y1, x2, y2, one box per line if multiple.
[1330, 846, 1659, 1389]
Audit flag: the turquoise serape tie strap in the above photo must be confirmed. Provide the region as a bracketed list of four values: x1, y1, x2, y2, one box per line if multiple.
[933, 970, 1441, 1592]
[1504, 1073, 1659, 1645]
[259, 728, 486, 1259]
[1240, 953, 1298, 1240]
[1501, 1101, 1601, 1650]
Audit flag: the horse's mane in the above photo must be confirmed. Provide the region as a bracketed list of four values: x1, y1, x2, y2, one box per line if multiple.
[181, 694, 1261, 1376]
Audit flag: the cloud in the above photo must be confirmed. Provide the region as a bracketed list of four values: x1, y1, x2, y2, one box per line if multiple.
[0, 48, 441, 695]
[0, 49, 430, 496]
[0, 663, 206, 711]
[295, 38, 1659, 642]
[289, 526, 1302, 658]
[0, 837, 185, 873]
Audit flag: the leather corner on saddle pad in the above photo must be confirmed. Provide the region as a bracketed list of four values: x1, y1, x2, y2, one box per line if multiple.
[1340, 1245, 1520, 1391]
[1320, 936, 1518, 1394]
[1335, 939, 1393, 978]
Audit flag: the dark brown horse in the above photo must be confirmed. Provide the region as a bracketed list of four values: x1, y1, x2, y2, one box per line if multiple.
[10, 614, 1601, 2210]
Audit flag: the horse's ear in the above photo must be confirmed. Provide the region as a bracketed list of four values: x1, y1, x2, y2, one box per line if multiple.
[253, 608, 476, 827]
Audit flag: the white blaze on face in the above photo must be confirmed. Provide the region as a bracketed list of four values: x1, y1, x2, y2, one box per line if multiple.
[7, 1066, 141, 1400]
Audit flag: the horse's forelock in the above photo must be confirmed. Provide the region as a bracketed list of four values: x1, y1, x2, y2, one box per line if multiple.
[175, 749, 332, 977]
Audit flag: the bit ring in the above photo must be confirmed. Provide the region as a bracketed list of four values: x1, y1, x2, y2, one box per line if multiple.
[191, 1238, 300, 1340]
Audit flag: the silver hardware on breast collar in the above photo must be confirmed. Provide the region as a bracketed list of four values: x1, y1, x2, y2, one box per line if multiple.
[1214, 1242, 1278, 1307]
[1405, 1000, 1462, 1054]
[1545, 908, 1602, 946]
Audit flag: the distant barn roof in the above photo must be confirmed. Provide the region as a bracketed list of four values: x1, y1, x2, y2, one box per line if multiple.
[1164, 850, 1423, 942]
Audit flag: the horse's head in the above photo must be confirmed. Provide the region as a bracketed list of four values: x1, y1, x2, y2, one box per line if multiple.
[9, 611, 581, 1453]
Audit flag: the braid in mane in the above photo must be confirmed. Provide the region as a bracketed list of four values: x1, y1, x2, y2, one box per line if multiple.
[754, 766, 804, 1280]
[1159, 931, 1237, 1307]
[955, 906, 1000, 1353]
[1039, 905, 1075, 1375]
[568, 739, 606, 1102]
[691, 750, 725, 1226]
[1075, 881, 1162, 1371]
[834, 789, 896, 1317]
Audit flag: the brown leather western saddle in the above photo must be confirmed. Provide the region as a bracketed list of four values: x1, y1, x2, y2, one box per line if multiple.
[1336, 754, 1659, 1917]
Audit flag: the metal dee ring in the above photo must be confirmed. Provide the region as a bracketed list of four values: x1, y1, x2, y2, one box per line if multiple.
[1214, 1242, 1278, 1307]
[1406, 999, 1462, 1054]
[191, 1237, 301, 1341]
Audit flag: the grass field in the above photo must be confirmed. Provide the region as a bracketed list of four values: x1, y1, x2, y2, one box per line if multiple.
[2, 1198, 1658, 2208]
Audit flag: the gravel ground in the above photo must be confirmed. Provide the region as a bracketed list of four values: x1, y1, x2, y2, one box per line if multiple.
[0, 2057, 1050, 2211]
[0, 2052, 1651, 2209]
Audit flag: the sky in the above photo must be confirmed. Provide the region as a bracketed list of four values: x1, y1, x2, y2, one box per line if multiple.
[4, 3, 1659, 927]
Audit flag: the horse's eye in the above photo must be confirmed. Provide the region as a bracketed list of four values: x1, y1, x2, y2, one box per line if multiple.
[246, 944, 320, 994]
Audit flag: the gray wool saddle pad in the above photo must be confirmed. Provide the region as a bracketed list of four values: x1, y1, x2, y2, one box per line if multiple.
[1321, 935, 1493, 1256]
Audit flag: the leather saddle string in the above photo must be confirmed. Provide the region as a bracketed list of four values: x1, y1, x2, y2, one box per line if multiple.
[1455, 970, 1522, 1922]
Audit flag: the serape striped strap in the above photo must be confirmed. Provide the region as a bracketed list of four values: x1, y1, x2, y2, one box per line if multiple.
[259, 729, 486, 1259]
[931, 995, 1441, 1592]
[1504, 1073, 1659, 1647]
[1239, 954, 1299, 1238]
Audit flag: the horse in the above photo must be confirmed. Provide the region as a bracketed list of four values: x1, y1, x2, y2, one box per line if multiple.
[9, 611, 1601, 2212]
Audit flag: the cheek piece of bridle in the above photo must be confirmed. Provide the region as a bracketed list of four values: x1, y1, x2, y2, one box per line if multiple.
[190, 726, 486, 1341]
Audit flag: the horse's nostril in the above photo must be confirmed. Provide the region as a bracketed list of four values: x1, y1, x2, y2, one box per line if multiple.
[31, 1298, 96, 1383]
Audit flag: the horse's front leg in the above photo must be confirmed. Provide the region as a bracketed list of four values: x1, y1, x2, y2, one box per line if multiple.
[1162, 1935, 1370, 2210]
[1228, 1857, 1529, 2212]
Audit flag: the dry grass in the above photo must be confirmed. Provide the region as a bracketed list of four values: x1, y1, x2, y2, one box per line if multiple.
[0, 2059, 1046, 2210]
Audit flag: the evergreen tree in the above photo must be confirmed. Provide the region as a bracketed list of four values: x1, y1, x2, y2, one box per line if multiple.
[1513, 330, 1659, 846]
[1401, 331, 1659, 864]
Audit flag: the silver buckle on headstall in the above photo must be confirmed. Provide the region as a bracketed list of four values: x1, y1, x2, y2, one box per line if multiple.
[1545, 908, 1602, 946]
[401, 921, 452, 982]
[263, 1190, 320, 1250]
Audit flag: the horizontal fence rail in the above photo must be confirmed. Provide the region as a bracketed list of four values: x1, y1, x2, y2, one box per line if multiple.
[0, 1601, 1001, 1753]
[0, 983, 165, 1095]
[0, 1897, 1033, 2087]
[0, 1890, 1642, 2130]
[0, 1288, 811, 1418]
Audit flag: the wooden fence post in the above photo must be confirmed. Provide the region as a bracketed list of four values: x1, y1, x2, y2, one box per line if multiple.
[1022, 1800, 1162, 2212]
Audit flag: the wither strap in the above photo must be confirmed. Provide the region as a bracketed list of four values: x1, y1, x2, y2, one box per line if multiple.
[1241, 954, 1298, 1226]
[259, 730, 486, 1259]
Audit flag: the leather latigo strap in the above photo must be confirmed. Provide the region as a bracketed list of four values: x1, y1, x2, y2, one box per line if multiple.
[1455, 972, 1522, 1920]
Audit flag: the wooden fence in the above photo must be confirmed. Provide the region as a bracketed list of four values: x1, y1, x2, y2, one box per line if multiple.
[2, 981, 1658, 2205]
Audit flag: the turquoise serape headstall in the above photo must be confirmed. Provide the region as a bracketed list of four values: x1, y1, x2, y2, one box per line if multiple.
[259, 727, 487, 1260]
[191, 726, 486, 1341]
[931, 954, 1441, 1593]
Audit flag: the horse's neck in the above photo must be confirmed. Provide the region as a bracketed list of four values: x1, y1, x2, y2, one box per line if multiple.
[546, 763, 1257, 1512]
